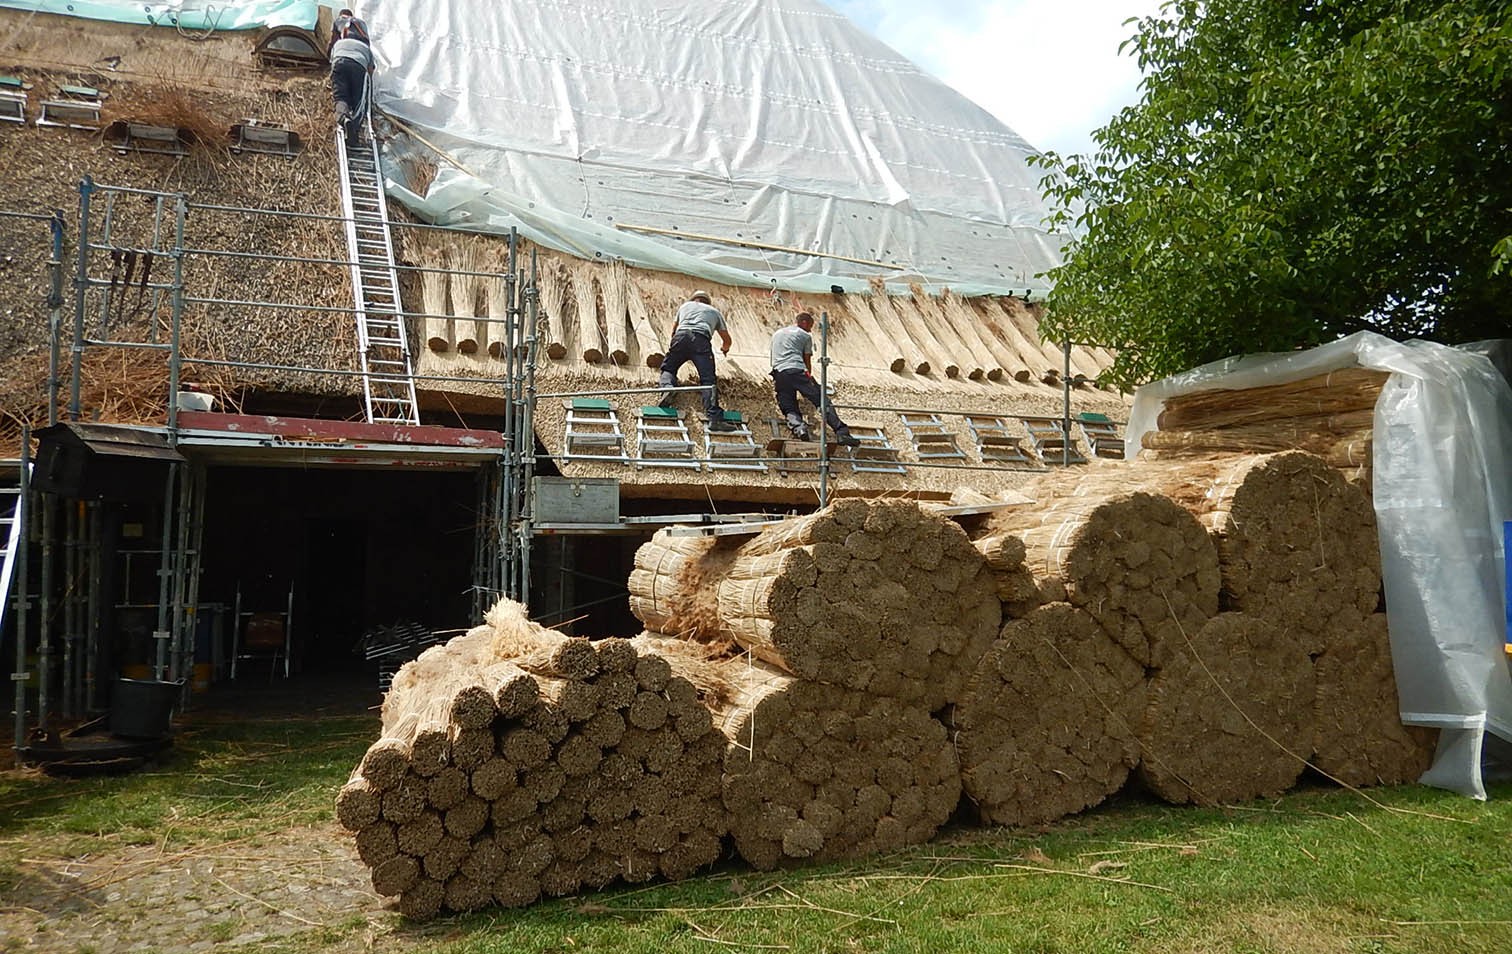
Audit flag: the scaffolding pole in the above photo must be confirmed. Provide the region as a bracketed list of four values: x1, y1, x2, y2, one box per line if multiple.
[11, 427, 32, 750]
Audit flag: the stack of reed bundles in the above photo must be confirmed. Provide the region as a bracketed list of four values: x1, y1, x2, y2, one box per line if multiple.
[953, 602, 1145, 826]
[1137, 612, 1314, 804]
[1141, 367, 1387, 489]
[1040, 452, 1382, 655]
[975, 489, 1221, 667]
[1311, 613, 1436, 786]
[629, 498, 1002, 709]
[336, 600, 726, 919]
[712, 657, 960, 870]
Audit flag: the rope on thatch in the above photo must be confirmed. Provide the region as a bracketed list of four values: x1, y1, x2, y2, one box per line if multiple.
[1137, 612, 1314, 805]
[1312, 612, 1437, 787]
[537, 259, 568, 360]
[570, 265, 604, 364]
[954, 602, 1145, 826]
[712, 657, 959, 870]
[601, 259, 631, 366]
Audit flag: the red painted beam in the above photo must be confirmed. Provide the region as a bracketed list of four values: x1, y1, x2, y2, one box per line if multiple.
[176, 411, 505, 448]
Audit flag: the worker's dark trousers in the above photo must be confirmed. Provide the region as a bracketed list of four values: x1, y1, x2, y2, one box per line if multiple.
[330, 58, 368, 139]
[659, 331, 723, 423]
[772, 368, 847, 434]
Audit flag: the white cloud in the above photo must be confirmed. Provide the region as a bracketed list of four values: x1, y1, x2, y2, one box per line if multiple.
[830, 0, 1161, 156]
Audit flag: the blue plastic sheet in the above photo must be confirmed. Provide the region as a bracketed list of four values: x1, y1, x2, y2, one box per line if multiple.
[0, 0, 317, 31]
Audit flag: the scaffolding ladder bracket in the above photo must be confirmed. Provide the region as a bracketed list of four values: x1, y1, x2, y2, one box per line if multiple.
[633, 405, 700, 469]
[703, 411, 766, 471]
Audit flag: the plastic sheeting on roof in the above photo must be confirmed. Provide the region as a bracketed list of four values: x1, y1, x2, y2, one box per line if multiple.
[1130, 332, 1512, 799]
[366, 0, 1065, 298]
[0, 0, 316, 30]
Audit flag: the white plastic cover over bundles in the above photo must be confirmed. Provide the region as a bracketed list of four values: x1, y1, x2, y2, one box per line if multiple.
[363, 0, 1064, 297]
[1129, 332, 1512, 798]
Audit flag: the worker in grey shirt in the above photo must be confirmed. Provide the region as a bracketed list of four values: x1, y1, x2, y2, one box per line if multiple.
[328, 8, 373, 147]
[659, 290, 738, 431]
[770, 311, 860, 445]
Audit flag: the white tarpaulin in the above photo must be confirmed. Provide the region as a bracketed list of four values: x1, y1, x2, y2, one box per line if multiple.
[1130, 333, 1512, 798]
[0, 0, 315, 29]
[363, 0, 1065, 297]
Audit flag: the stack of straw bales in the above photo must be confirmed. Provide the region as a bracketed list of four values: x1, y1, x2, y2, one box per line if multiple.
[337, 602, 726, 919]
[628, 497, 1001, 868]
[341, 456, 1432, 920]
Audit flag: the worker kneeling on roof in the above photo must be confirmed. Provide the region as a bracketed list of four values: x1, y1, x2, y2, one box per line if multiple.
[770, 311, 860, 446]
[659, 291, 738, 432]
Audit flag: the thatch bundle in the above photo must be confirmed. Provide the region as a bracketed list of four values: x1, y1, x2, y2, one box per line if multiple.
[954, 603, 1145, 827]
[715, 659, 959, 870]
[1136, 613, 1314, 805]
[1155, 368, 1386, 431]
[1312, 613, 1437, 787]
[573, 270, 605, 364]
[981, 491, 1220, 667]
[601, 260, 631, 365]
[628, 499, 1001, 708]
[537, 259, 568, 359]
[418, 241, 451, 353]
[1143, 368, 1387, 487]
[337, 600, 726, 919]
[1024, 452, 1381, 654]
[450, 243, 484, 355]
[626, 533, 741, 642]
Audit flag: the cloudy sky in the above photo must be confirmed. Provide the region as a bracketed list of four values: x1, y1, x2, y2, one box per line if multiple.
[827, 0, 1163, 156]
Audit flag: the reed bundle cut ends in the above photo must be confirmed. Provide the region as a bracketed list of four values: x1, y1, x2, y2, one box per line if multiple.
[1312, 613, 1437, 787]
[716, 661, 958, 870]
[955, 603, 1145, 827]
[985, 490, 1220, 668]
[1137, 613, 1314, 806]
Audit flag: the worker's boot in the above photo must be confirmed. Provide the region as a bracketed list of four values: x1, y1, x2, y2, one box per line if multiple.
[835, 427, 861, 447]
[786, 414, 810, 442]
[708, 416, 739, 433]
[657, 370, 677, 408]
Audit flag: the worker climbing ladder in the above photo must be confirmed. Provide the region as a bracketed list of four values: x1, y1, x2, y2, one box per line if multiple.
[336, 105, 419, 425]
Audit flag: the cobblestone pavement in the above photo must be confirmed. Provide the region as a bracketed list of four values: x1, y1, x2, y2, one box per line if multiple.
[1, 824, 409, 953]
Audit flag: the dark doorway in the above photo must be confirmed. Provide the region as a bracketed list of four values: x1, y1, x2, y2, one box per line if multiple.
[300, 518, 368, 668]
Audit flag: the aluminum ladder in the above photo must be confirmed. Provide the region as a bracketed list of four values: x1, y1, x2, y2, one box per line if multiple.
[337, 106, 419, 425]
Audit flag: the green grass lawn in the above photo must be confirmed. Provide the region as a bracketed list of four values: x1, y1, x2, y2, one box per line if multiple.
[2, 715, 1509, 954]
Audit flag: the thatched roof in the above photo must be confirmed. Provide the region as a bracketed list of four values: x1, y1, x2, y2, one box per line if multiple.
[0, 9, 1127, 502]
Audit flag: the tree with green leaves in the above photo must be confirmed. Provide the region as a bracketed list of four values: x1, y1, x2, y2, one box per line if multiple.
[1032, 0, 1512, 388]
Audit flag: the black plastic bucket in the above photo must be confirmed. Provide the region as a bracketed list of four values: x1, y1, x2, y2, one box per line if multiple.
[110, 677, 182, 740]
